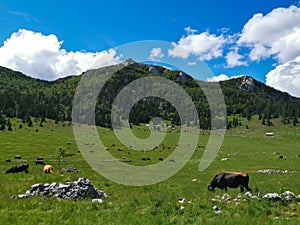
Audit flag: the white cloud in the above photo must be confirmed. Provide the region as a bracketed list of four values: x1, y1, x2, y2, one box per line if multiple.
[148, 48, 164, 61]
[266, 56, 300, 97]
[184, 26, 198, 34]
[207, 74, 243, 82]
[238, 6, 300, 63]
[0, 29, 120, 80]
[187, 61, 197, 66]
[225, 49, 248, 68]
[168, 29, 226, 61]
[207, 74, 230, 82]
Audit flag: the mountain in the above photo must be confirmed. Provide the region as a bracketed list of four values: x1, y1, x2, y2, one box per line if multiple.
[0, 62, 299, 129]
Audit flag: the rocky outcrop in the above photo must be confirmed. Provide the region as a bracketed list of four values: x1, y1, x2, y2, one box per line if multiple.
[148, 66, 160, 75]
[239, 76, 255, 91]
[17, 177, 107, 200]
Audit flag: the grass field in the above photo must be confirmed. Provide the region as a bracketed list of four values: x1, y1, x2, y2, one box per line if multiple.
[0, 116, 299, 225]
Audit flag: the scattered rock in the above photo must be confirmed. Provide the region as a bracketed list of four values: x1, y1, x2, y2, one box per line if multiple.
[178, 198, 185, 204]
[263, 193, 281, 200]
[213, 205, 222, 214]
[92, 198, 103, 204]
[221, 193, 230, 201]
[281, 191, 295, 201]
[62, 167, 78, 173]
[258, 169, 296, 174]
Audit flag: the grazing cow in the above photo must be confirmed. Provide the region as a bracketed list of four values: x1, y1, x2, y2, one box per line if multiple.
[35, 160, 45, 165]
[37, 157, 44, 161]
[5, 159, 11, 162]
[5, 164, 29, 174]
[43, 165, 54, 174]
[208, 172, 251, 192]
[14, 155, 21, 159]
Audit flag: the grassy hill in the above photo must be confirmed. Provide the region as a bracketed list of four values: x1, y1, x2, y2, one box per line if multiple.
[0, 116, 299, 224]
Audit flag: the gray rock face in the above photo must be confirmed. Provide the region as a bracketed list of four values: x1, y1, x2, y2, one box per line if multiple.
[239, 76, 255, 91]
[148, 66, 161, 75]
[18, 177, 107, 200]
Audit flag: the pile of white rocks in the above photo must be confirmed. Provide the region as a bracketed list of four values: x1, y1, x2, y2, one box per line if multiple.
[17, 177, 107, 200]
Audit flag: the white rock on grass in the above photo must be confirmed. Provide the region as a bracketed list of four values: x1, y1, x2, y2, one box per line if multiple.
[213, 205, 222, 214]
[92, 199, 103, 204]
[263, 193, 281, 200]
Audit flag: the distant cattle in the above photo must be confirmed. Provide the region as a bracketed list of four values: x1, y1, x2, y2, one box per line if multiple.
[35, 160, 45, 165]
[5, 159, 11, 162]
[43, 165, 54, 174]
[208, 172, 251, 192]
[14, 155, 22, 159]
[36, 157, 44, 161]
[6, 164, 29, 174]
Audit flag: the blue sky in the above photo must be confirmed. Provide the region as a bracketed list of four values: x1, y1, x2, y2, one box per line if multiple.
[0, 0, 300, 96]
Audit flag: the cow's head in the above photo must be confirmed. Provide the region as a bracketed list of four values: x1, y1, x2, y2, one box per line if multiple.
[207, 184, 214, 191]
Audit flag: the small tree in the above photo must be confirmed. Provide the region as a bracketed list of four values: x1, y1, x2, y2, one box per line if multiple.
[7, 119, 12, 131]
[57, 147, 66, 168]
[293, 117, 298, 126]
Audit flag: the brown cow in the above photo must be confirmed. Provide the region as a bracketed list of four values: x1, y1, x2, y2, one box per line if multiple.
[208, 172, 251, 192]
[43, 165, 54, 174]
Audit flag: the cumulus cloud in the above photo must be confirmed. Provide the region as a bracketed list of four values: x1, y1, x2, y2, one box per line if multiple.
[238, 6, 300, 63]
[266, 56, 300, 97]
[0, 29, 120, 80]
[148, 48, 164, 61]
[225, 49, 248, 68]
[168, 28, 226, 61]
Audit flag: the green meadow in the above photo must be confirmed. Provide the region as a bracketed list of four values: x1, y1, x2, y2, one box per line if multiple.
[0, 116, 299, 225]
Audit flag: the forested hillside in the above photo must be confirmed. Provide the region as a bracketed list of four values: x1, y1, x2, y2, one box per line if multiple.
[0, 62, 299, 129]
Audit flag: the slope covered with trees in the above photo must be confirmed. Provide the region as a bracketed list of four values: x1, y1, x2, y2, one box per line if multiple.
[0, 63, 299, 129]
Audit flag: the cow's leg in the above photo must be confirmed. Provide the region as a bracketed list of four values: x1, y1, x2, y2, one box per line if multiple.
[240, 186, 244, 192]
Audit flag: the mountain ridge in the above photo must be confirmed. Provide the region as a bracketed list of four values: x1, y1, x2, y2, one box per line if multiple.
[0, 63, 299, 128]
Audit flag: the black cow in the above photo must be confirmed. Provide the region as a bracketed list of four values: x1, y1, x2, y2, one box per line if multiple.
[14, 155, 22, 159]
[35, 160, 45, 165]
[208, 172, 251, 192]
[5, 164, 29, 174]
